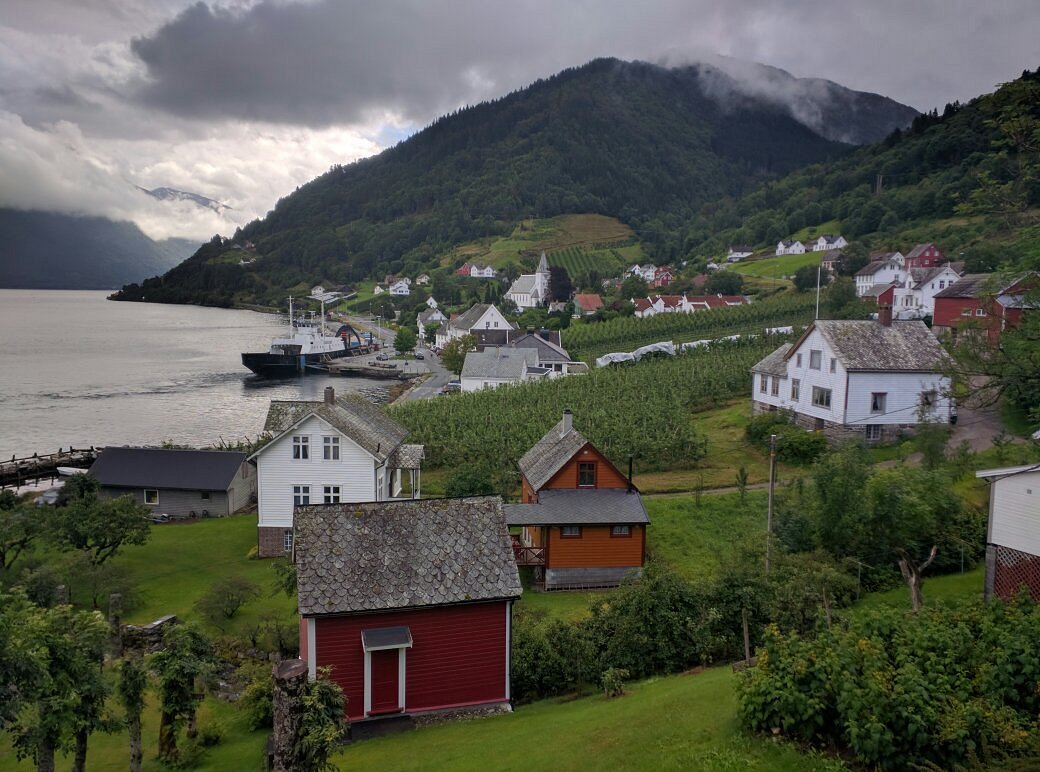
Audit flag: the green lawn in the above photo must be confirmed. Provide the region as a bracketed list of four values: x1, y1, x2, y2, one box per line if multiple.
[732, 251, 822, 279]
[852, 566, 985, 613]
[334, 666, 845, 772]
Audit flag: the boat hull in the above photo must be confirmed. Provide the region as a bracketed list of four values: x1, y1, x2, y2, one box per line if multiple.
[241, 346, 354, 377]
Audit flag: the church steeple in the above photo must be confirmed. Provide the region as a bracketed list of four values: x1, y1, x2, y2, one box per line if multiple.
[536, 252, 549, 275]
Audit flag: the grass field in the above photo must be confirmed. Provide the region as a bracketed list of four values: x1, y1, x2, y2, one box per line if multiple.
[731, 251, 822, 280]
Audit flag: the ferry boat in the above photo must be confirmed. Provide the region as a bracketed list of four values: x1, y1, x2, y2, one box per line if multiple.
[241, 297, 372, 376]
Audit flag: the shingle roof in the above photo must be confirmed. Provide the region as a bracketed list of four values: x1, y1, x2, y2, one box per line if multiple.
[574, 293, 604, 312]
[461, 347, 538, 380]
[518, 415, 589, 491]
[385, 444, 424, 469]
[294, 496, 521, 616]
[860, 283, 894, 298]
[89, 447, 246, 491]
[508, 333, 572, 363]
[504, 489, 649, 526]
[260, 392, 409, 463]
[417, 308, 444, 325]
[798, 320, 948, 372]
[933, 273, 996, 299]
[905, 243, 938, 260]
[751, 343, 792, 377]
[507, 275, 537, 296]
[446, 303, 492, 332]
[856, 260, 895, 277]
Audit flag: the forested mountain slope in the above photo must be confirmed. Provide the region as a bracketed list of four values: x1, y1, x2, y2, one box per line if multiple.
[113, 58, 916, 306]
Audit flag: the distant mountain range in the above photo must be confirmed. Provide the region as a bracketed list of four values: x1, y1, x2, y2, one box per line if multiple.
[0, 209, 199, 290]
[113, 57, 918, 306]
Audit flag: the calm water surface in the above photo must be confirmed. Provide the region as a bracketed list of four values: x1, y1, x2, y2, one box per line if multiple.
[0, 290, 389, 458]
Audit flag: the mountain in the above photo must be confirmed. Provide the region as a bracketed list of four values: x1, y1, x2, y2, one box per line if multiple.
[681, 67, 1040, 270]
[0, 210, 198, 290]
[113, 57, 917, 307]
[141, 186, 231, 213]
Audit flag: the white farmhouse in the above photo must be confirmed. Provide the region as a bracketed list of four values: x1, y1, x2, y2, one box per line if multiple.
[434, 303, 514, 348]
[891, 264, 964, 319]
[855, 255, 907, 296]
[416, 306, 447, 342]
[389, 279, 411, 296]
[460, 347, 543, 392]
[776, 240, 806, 256]
[727, 245, 754, 261]
[977, 464, 1040, 602]
[750, 319, 952, 443]
[469, 263, 498, 279]
[811, 235, 848, 252]
[507, 253, 551, 310]
[626, 264, 658, 283]
[250, 388, 423, 557]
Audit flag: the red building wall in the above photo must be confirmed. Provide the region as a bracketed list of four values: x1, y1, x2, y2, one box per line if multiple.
[310, 600, 510, 721]
[543, 444, 629, 491]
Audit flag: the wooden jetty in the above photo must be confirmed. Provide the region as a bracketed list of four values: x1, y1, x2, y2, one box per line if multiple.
[1, 447, 98, 488]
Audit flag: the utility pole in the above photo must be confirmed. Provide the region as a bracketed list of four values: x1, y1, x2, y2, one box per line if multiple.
[815, 262, 822, 320]
[765, 433, 777, 576]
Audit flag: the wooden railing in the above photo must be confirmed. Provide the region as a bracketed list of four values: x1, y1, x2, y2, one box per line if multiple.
[513, 546, 545, 566]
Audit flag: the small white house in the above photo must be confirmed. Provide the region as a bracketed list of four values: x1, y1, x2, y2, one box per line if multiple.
[750, 319, 952, 443]
[855, 257, 907, 297]
[469, 264, 498, 279]
[812, 235, 847, 252]
[389, 279, 411, 296]
[977, 464, 1040, 602]
[776, 240, 806, 256]
[434, 303, 514, 348]
[727, 245, 754, 261]
[426, 296, 439, 309]
[891, 264, 965, 319]
[417, 307, 447, 341]
[415, 273, 431, 286]
[250, 388, 423, 557]
[460, 347, 542, 391]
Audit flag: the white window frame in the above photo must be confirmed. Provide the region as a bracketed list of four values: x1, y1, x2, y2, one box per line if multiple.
[791, 378, 800, 401]
[611, 525, 632, 537]
[809, 350, 822, 370]
[811, 386, 832, 409]
[144, 489, 159, 505]
[865, 424, 882, 441]
[292, 435, 309, 460]
[283, 530, 294, 552]
[760, 375, 768, 393]
[323, 436, 340, 461]
[770, 377, 780, 397]
[829, 358, 837, 373]
[975, 308, 986, 317]
[796, 353, 803, 367]
[871, 392, 887, 414]
[293, 485, 310, 506]
[323, 485, 341, 504]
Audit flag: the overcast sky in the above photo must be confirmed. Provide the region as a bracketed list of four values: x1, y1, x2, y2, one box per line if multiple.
[1, 0, 1037, 241]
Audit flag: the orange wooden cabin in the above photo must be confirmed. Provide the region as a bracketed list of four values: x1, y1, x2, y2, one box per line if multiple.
[505, 410, 649, 590]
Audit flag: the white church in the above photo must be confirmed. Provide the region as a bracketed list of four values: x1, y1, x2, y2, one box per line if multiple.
[506, 253, 551, 310]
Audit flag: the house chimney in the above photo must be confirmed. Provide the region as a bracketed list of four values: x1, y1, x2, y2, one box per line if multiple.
[878, 303, 893, 327]
[324, 386, 335, 404]
[561, 409, 573, 436]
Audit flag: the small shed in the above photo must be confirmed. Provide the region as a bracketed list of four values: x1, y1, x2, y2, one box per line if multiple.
[294, 496, 522, 724]
[88, 447, 255, 518]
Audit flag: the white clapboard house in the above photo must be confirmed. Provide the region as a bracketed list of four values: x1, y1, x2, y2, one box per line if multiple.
[750, 319, 952, 443]
[250, 387, 423, 557]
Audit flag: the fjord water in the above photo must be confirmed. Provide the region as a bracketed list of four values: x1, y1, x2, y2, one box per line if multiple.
[0, 290, 389, 458]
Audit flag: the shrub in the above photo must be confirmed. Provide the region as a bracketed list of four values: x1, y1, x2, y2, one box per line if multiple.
[773, 424, 828, 465]
[745, 410, 792, 445]
[194, 576, 262, 624]
[238, 661, 274, 730]
[601, 667, 630, 697]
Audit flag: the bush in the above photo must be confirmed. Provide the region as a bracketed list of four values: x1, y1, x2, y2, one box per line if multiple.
[238, 661, 274, 730]
[773, 424, 828, 465]
[194, 576, 262, 624]
[600, 667, 630, 697]
[745, 410, 792, 445]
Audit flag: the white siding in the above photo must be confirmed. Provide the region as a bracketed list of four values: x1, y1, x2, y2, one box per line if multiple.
[781, 329, 846, 423]
[256, 415, 376, 528]
[845, 372, 952, 426]
[989, 471, 1040, 555]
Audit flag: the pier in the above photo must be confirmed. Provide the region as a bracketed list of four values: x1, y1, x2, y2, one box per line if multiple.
[0, 447, 98, 488]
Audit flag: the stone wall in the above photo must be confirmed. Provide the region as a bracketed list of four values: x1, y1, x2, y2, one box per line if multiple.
[122, 614, 177, 653]
[258, 526, 290, 558]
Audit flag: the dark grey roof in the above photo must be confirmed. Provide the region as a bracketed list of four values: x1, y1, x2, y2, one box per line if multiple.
[860, 283, 894, 298]
[508, 333, 572, 363]
[260, 392, 409, 463]
[461, 347, 538, 380]
[805, 320, 949, 372]
[933, 273, 996, 299]
[507, 275, 538, 295]
[417, 308, 444, 325]
[751, 343, 792, 377]
[89, 447, 246, 491]
[856, 259, 895, 277]
[518, 415, 589, 491]
[385, 444, 424, 469]
[294, 496, 521, 616]
[905, 243, 938, 260]
[448, 303, 491, 331]
[504, 489, 649, 526]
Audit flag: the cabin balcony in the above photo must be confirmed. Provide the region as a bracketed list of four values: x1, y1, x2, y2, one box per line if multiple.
[511, 542, 545, 566]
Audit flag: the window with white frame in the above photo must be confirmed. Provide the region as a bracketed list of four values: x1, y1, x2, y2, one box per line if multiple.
[293, 485, 310, 506]
[283, 530, 294, 552]
[975, 308, 986, 317]
[292, 435, 309, 459]
[323, 436, 340, 460]
[865, 424, 882, 441]
[144, 489, 159, 505]
[611, 525, 632, 537]
[323, 486, 341, 504]
[871, 392, 887, 414]
[809, 350, 822, 370]
[830, 358, 837, 373]
[811, 386, 832, 409]
[760, 375, 767, 393]
[796, 353, 803, 367]
[791, 379, 800, 401]
[560, 526, 582, 538]
[770, 377, 780, 397]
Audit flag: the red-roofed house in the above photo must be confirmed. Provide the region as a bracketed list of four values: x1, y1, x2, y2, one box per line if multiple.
[933, 273, 1038, 343]
[573, 293, 604, 315]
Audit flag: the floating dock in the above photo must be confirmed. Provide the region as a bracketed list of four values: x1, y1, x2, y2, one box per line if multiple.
[1, 447, 98, 488]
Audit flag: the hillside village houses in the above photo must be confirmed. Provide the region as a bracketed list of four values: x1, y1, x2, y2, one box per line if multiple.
[933, 272, 1039, 343]
[425, 296, 439, 309]
[633, 293, 750, 318]
[456, 262, 498, 278]
[626, 263, 658, 283]
[389, 279, 411, 296]
[461, 329, 586, 390]
[776, 239, 807, 256]
[506, 253, 551, 310]
[416, 306, 447, 341]
[250, 387, 423, 557]
[727, 245, 754, 261]
[751, 319, 953, 443]
[434, 303, 514, 348]
[811, 234, 847, 252]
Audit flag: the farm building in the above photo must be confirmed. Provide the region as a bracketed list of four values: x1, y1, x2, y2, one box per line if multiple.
[932, 273, 1038, 344]
[505, 410, 649, 590]
[294, 496, 521, 726]
[88, 447, 255, 519]
[977, 464, 1040, 602]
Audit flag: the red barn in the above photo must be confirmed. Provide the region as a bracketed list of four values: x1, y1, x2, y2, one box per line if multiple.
[903, 243, 946, 269]
[933, 273, 1038, 344]
[506, 411, 649, 590]
[294, 497, 521, 727]
[455, 263, 472, 277]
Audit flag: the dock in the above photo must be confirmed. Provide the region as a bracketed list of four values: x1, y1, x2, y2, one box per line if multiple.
[316, 359, 417, 380]
[1, 447, 98, 488]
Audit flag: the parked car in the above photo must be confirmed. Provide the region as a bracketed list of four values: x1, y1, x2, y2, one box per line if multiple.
[375, 353, 390, 361]
[441, 381, 462, 394]
[414, 352, 424, 360]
